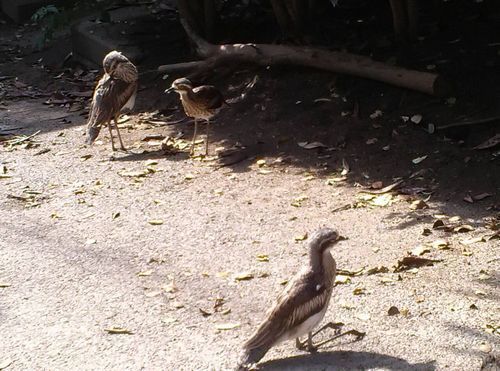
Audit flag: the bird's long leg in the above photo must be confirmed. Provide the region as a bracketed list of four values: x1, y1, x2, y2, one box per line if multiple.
[107, 121, 116, 151]
[311, 322, 345, 338]
[205, 119, 210, 155]
[113, 115, 126, 151]
[191, 118, 198, 155]
[311, 329, 365, 350]
[295, 332, 318, 353]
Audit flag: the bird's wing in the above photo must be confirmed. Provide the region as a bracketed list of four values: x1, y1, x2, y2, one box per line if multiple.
[243, 269, 332, 350]
[87, 75, 137, 129]
[191, 85, 224, 109]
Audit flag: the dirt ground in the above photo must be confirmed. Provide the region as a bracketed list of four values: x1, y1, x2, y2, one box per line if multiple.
[1, 2, 499, 371]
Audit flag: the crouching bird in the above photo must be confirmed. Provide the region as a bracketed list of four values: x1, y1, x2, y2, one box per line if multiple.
[165, 78, 226, 156]
[237, 227, 364, 370]
[86, 50, 138, 151]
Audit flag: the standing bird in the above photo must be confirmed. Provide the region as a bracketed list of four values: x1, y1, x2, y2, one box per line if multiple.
[165, 78, 225, 156]
[237, 227, 364, 370]
[86, 50, 138, 151]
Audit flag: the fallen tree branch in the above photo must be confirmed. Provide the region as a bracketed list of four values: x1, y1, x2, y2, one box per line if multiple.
[158, 61, 208, 73]
[171, 17, 450, 96]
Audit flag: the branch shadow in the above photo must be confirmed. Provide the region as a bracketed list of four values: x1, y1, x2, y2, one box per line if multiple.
[259, 350, 436, 371]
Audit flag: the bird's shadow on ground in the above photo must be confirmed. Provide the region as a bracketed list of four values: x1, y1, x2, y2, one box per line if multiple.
[260, 350, 435, 371]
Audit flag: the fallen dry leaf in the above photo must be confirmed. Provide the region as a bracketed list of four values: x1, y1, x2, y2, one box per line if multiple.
[366, 266, 389, 275]
[394, 256, 443, 272]
[334, 275, 351, 284]
[412, 155, 428, 164]
[256, 254, 269, 262]
[0, 359, 13, 370]
[199, 308, 212, 317]
[294, 233, 308, 242]
[473, 193, 493, 201]
[410, 114, 423, 124]
[474, 134, 500, 150]
[410, 200, 428, 210]
[105, 327, 133, 335]
[148, 219, 164, 226]
[463, 194, 474, 203]
[412, 245, 430, 256]
[453, 224, 474, 233]
[215, 323, 240, 330]
[388, 306, 400, 316]
[234, 272, 254, 281]
[298, 141, 327, 150]
[352, 287, 366, 295]
[137, 270, 153, 277]
[430, 239, 451, 250]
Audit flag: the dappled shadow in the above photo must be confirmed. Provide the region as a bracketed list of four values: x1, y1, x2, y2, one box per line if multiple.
[260, 350, 435, 371]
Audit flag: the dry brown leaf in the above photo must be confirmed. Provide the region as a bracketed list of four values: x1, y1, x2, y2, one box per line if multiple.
[453, 224, 474, 233]
[366, 266, 389, 275]
[352, 287, 366, 295]
[334, 275, 351, 284]
[412, 245, 430, 256]
[395, 256, 442, 272]
[199, 308, 212, 317]
[105, 327, 133, 335]
[294, 233, 308, 242]
[410, 200, 428, 210]
[430, 239, 451, 250]
[256, 254, 269, 262]
[388, 306, 400, 316]
[234, 272, 254, 281]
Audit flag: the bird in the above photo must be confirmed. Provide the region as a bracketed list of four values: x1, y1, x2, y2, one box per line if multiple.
[165, 78, 226, 156]
[237, 227, 364, 370]
[86, 50, 138, 151]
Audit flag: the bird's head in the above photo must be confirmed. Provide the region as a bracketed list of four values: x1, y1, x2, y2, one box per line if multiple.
[102, 50, 130, 77]
[165, 77, 192, 94]
[307, 227, 345, 255]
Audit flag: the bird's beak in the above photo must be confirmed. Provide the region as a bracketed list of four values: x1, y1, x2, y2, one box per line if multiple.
[337, 235, 347, 241]
[164, 87, 174, 93]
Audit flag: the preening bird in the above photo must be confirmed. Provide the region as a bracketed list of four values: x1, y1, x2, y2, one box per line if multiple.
[86, 50, 138, 151]
[165, 78, 226, 156]
[237, 227, 364, 370]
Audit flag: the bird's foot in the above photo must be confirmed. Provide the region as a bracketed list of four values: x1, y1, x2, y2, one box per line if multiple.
[295, 337, 317, 353]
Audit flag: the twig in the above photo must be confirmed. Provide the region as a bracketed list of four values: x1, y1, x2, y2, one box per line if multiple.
[436, 115, 500, 131]
[7, 130, 41, 145]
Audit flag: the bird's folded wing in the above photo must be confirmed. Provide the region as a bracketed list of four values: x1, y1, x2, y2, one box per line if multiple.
[191, 85, 224, 109]
[87, 76, 137, 129]
[244, 270, 330, 349]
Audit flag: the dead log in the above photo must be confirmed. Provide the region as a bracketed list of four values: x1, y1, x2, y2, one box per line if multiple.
[160, 17, 450, 97]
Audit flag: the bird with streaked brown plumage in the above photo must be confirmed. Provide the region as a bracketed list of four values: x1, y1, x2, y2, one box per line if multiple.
[165, 78, 226, 156]
[86, 50, 138, 151]
[237, 227, 364, 370]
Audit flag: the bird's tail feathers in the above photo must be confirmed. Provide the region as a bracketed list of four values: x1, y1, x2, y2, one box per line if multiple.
[86, 125, 101, 145]
[236, 345, 270, 371]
